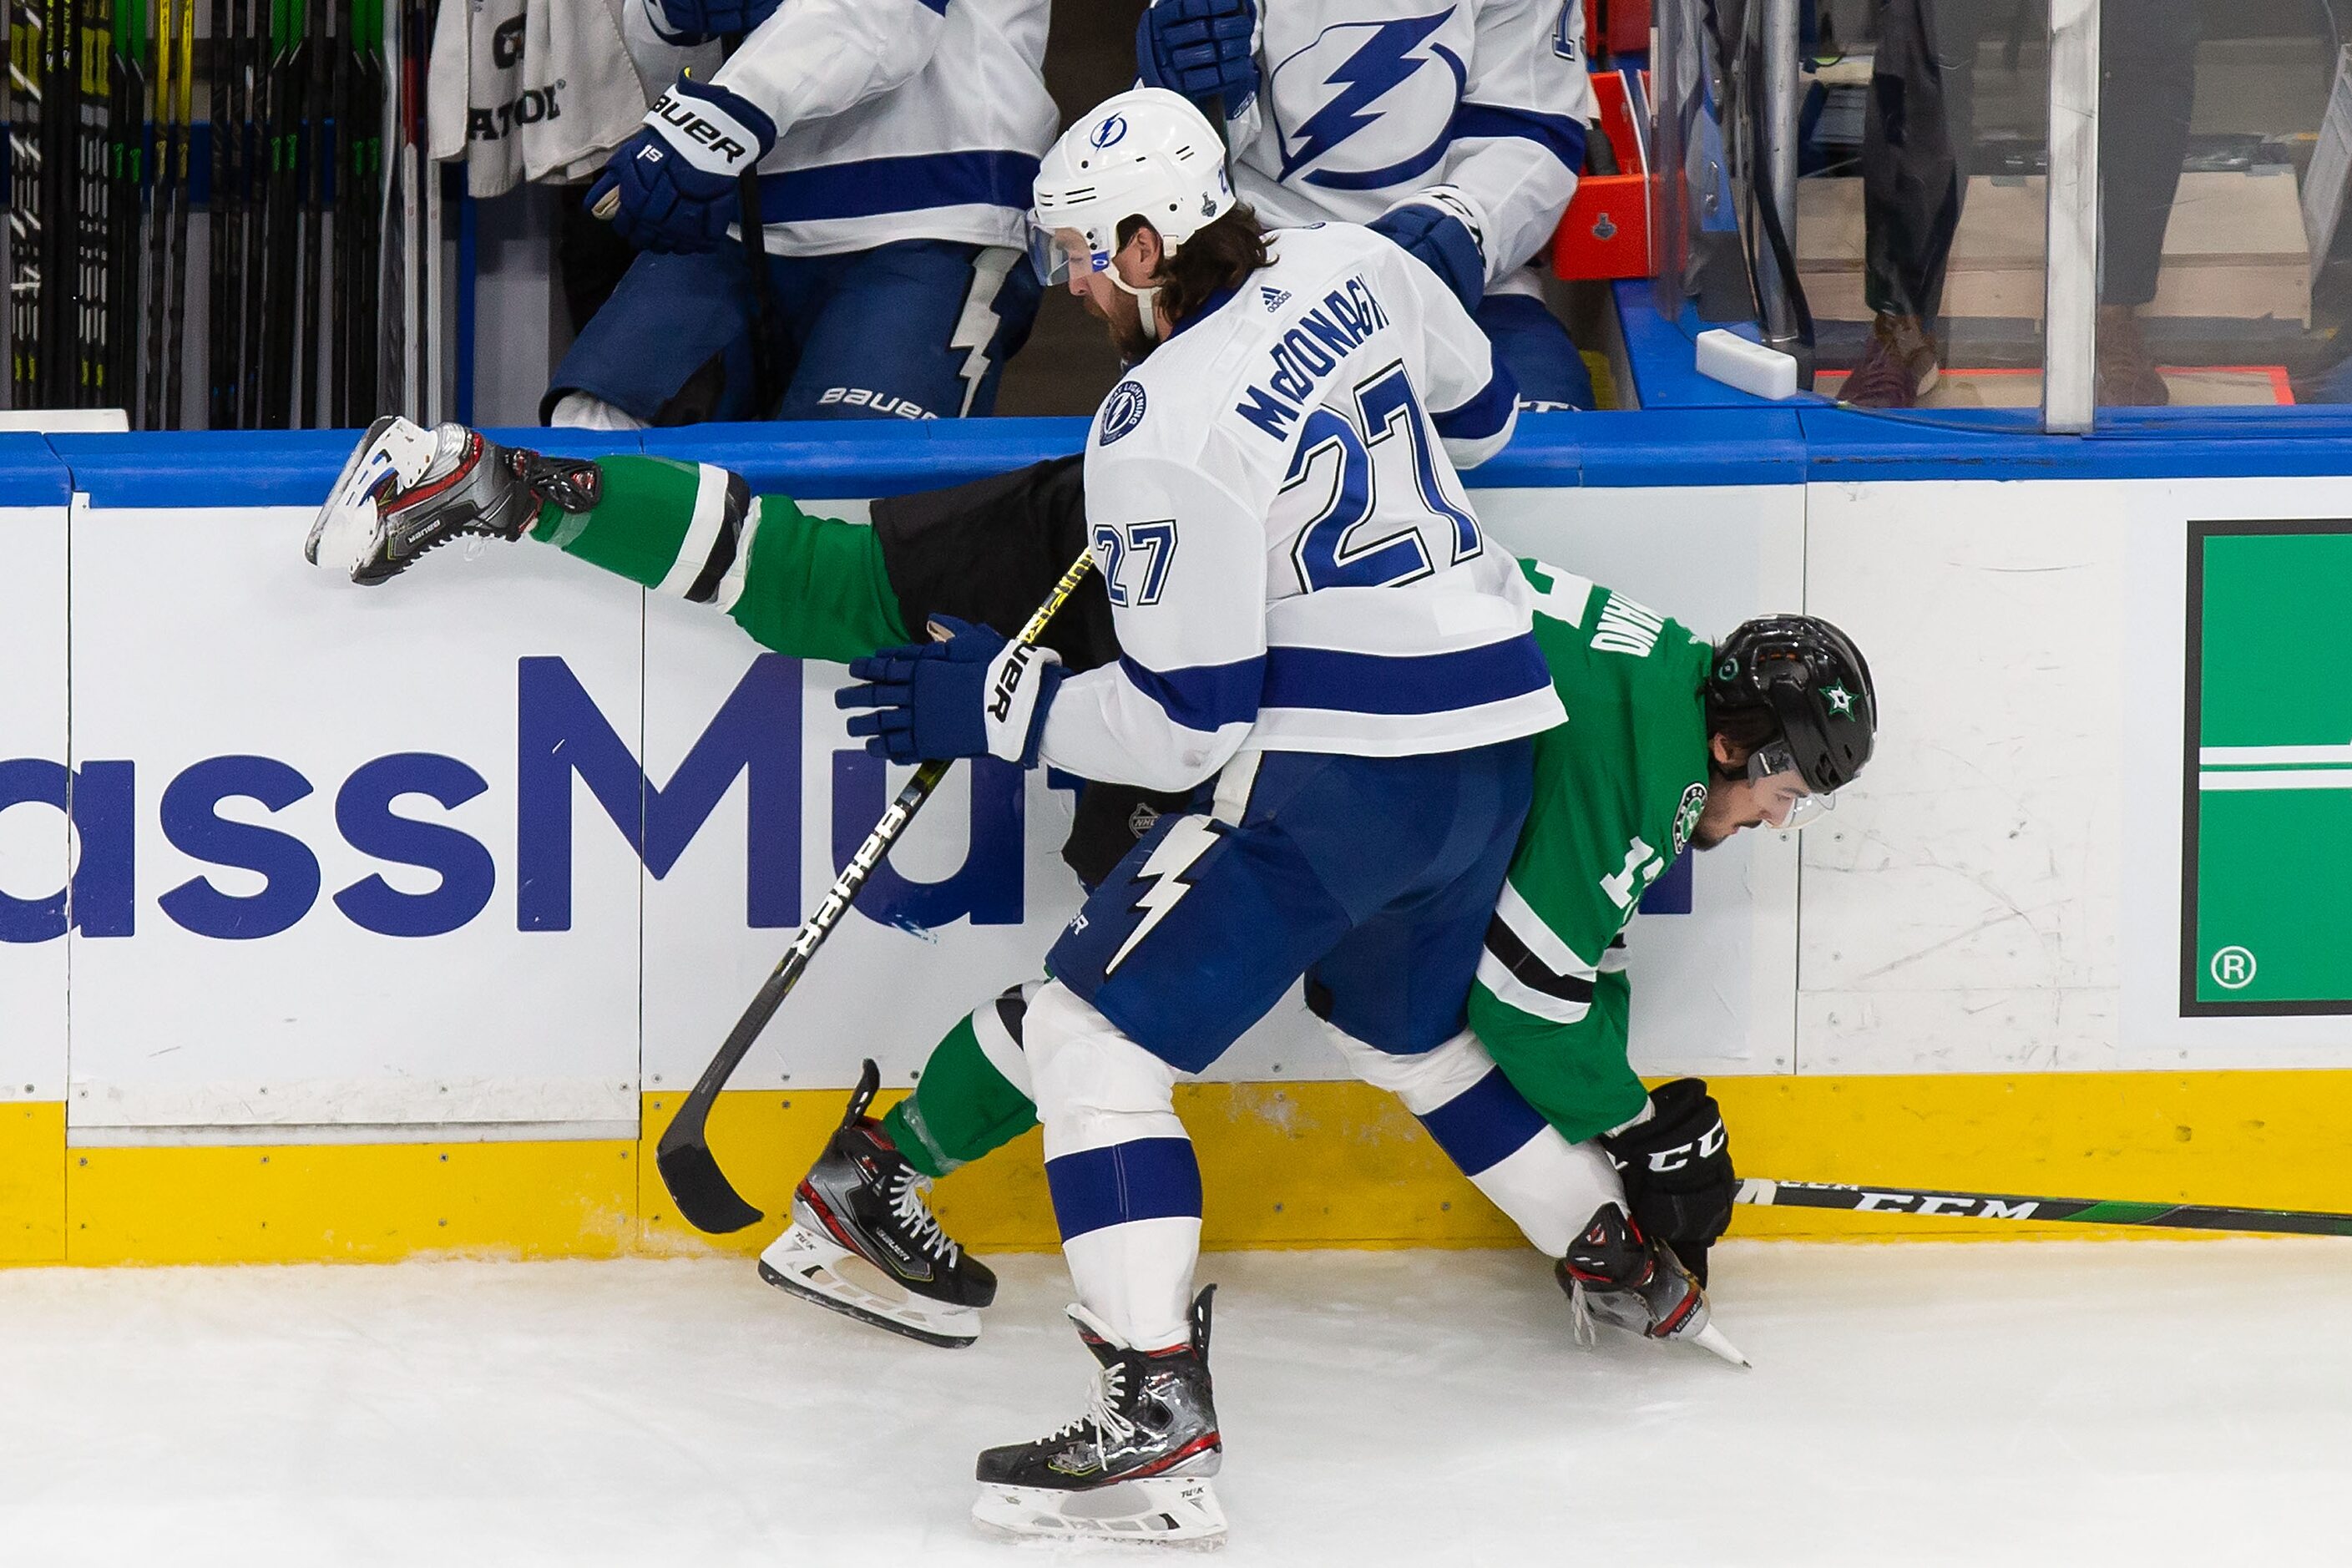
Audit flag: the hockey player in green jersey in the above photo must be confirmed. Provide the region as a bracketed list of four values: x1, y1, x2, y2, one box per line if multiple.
[308, 417, 1877, 1358]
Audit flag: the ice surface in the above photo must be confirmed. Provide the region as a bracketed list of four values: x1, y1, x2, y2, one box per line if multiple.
[1, 1241, 2346, 1565]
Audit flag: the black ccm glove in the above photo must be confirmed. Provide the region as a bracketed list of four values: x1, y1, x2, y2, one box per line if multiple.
[1599, 1078, 1735, 1286]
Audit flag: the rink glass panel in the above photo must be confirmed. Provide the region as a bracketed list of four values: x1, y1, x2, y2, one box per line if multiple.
[2183, 518, 2352, 1012]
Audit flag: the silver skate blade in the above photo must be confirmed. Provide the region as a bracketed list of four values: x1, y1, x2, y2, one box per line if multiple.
[756, 1223, 980, 1349]
[1691, 1321, 1752, 1368]
[306, 416, 436, 579]
[973, 1477, 1227, 1550]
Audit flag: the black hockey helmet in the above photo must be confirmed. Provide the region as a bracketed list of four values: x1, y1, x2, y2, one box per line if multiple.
[1706, 615, 1876, 797]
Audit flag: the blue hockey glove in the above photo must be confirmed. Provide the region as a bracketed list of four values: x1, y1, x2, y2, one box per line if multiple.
[585, 76, 776, 254]
[837, 617, 1066, 766]
[647, 0, 780, 45]
[1368, 187, 1490, 311]
[1136, 0, 1257, 110]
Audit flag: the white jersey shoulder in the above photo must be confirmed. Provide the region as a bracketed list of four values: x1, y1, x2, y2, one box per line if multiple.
[1229, 0, 1597, 288]
[626, 0, 1056, 255]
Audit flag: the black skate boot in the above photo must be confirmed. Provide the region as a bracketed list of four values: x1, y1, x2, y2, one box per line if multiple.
[306, 416, 601, 586]
[971, 1285, 1225, 1547]
[757, 1060, 997, 1348]
[1560, 1206, 1750, 1367]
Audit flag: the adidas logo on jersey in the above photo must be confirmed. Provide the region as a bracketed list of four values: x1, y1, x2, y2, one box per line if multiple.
[1259, 286, 1292, 311]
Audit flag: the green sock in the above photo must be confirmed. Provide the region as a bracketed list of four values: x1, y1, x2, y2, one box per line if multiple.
[881, 995, 1039, 1180]
[531, 456, 910, 662]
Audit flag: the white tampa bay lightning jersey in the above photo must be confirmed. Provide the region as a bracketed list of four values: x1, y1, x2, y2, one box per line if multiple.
[1227, 0, 1597, 291]
[1044, 222, 1563, 792]
[624, 0, 1057, 256]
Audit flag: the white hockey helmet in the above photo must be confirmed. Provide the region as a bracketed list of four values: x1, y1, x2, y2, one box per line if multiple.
[1028, 87, 1235, 316]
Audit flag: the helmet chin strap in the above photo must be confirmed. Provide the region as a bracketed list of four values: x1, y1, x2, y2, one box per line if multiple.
[1108, 270, 1162, 341]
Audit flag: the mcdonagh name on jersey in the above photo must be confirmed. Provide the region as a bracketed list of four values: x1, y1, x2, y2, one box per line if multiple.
[1233, 276, 1392, 440]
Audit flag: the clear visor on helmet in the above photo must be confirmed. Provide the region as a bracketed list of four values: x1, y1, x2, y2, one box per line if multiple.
[1026, 220, 1105, 287]
[1745, 740, 1834, 829]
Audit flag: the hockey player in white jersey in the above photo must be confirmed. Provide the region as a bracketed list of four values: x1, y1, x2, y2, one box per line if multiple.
[833, 89, 1557, 1546]
[545, 0, 1055, 426]
[1141, 0, 1600, 407]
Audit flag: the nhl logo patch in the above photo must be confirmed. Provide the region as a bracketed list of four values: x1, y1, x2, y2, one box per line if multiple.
[1099, 381, 1148, 445]
[1672, 781, 1707, 854]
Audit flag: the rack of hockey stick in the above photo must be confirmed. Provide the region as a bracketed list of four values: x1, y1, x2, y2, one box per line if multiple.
[5, 0, 443, 425]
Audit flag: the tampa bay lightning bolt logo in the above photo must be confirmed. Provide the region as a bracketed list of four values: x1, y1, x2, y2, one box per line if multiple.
[1090, 114, 1129, 149]
[1270, 10, 1467, 190]
[1100, 380, 1148, 445]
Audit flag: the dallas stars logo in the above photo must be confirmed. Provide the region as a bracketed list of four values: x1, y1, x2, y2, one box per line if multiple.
[1822, 683, 1858, 718]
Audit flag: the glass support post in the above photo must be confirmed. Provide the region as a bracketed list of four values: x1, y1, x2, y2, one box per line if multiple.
[2044, 0, 2101, 432]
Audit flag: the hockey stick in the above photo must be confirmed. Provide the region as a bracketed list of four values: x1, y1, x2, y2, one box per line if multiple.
[139, 0, 169, 427]
[1736, 1177, 2352, 1239]
[713, 30, 784, 420]
[656, 548, 1097, 1235]
[159, 0, 189, 425]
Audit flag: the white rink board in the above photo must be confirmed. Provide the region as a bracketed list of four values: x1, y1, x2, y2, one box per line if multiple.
[0, 504, 69, 1103]
[1804, 473, 2352, 1075]
[21, 462, 2338, 1139]
[63, 504, 645, 1136]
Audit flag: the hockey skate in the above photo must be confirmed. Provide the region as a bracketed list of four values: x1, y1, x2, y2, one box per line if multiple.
[757, 1060, 996, 1348]
[1560, 1206, 1751, 1368]
[305, 416, 600, 585]
[972, 1286, 1225, 1549]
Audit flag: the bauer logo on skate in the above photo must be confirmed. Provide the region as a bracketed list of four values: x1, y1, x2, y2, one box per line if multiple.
[0, 654, 1039, 943]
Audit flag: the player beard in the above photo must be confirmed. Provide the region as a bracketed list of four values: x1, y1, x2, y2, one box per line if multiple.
[1082, 288, 1156, 362]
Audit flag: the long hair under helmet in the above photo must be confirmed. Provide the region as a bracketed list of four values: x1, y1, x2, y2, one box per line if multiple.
[1705, 614, 1877, 826]
[1029, 88, 1235, 342]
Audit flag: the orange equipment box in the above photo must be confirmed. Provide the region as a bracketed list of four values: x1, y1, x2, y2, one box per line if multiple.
[1552, 68, 1651, 281]
[1582, 0, 1650, 59]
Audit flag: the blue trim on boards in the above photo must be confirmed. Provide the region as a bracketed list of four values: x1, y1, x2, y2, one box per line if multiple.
[0, 435, 73, 503]
[52, 428, 647, 508]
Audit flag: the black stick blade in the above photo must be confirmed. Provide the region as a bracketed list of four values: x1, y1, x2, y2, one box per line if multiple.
[655, 1129, 765, 1236]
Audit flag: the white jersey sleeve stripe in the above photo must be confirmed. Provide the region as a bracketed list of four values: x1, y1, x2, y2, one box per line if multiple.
[655, 463, 732, 599]
[1477, 949, 1593, 1026]
[1494, 878, 1598, 985]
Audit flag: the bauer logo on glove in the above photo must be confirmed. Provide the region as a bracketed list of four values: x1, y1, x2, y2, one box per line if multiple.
[649, 86, 761, 173]
[837, 616, 1065, 768]
[587, 74, 777, 252]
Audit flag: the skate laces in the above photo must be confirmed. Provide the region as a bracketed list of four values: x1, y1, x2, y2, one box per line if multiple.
[1046, 1359, 1136, 1451]
[888, 1170, 960, 1266]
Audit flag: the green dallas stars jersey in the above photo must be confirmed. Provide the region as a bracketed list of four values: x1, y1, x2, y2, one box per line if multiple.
[512, 457, 1719, 1166]
[1467, 560, 1717, 1146]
